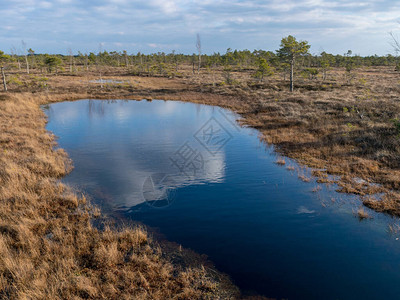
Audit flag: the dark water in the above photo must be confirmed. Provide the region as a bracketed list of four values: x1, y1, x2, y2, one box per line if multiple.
[44, 99, 400, 300]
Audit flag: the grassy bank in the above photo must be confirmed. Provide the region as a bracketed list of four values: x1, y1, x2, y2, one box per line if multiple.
[0, 93, 240, 299]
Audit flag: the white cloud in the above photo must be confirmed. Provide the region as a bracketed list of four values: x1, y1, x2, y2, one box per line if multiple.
[39, 1, 52, 8]
[151, 0, 180, 14]
[0, 0, 399, 55]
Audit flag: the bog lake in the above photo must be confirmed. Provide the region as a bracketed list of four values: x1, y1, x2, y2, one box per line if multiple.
[44, 99, 400, 299]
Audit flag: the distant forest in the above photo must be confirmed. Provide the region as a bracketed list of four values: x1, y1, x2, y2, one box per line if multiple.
[1, 49, 399, 74]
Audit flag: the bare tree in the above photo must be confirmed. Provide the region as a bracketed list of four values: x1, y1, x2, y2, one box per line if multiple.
[98, 44, 103, 88]
[172, 50, 179, 71]
[389, 31, 400, 71]
[0, 51, 9, 91]
[390, 32, 400, 54]
[123, 50, 129, 68]
[28, 48, 35, 69]
[21, 40, 29, 74]
[196, 33, 201, 73]
[85, 52, 89, 71]
[10, 46, 21, 70]
[1, 67, 7, 92]
[68, 48, 74, 72]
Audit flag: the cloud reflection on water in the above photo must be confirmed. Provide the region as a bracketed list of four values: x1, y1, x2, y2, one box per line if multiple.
[45, 99, 236, 211]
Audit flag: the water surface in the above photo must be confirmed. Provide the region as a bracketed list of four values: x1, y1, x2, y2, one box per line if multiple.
[45, 99, 400, 299]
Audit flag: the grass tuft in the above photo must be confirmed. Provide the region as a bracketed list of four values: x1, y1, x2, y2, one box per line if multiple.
[356, 207, 371, 220]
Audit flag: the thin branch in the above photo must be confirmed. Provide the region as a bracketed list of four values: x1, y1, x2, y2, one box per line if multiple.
[389, 31, 400, 55]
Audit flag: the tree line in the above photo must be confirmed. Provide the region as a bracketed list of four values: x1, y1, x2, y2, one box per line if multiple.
[0, 36, 399, 92]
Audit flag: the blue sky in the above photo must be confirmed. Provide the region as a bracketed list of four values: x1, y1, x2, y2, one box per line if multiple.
[1, 0, 399, 56]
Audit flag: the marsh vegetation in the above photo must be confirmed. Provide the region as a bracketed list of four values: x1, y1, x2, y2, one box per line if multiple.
[1, 37, 400, 298]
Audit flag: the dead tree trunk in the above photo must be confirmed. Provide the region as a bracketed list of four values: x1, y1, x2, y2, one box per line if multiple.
[289, 58, 294, 92]
[25, 55, 29, 74]
[196, 34, 201, 74]
[124, 52, 129, 68]
[22, 41, 29, 74]
[85, 54, 89, 71]
[1, 67, 7, 92]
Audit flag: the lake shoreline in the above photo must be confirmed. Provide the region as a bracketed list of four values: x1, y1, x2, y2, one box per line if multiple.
[16, 67, 398, 218]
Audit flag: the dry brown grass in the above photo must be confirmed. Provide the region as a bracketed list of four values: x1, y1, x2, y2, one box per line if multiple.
[388, 223, 400, 235]
[275, 159, 286, 166]
[355, 207, 371, 220]
[0, 93, 239, 299]
[298, 175, 311, 183]
[311, 186, 322, 193]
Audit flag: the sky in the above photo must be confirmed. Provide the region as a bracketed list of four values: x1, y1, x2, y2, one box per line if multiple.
[1, 0, 400, 56]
